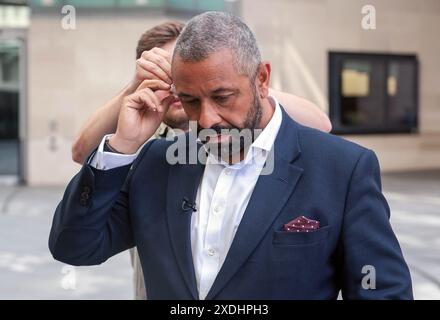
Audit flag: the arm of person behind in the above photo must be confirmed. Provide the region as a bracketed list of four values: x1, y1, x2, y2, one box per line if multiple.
[72, 47, 173, 164]
[270, 88, 332, 133]
[71, 83, 136, 164]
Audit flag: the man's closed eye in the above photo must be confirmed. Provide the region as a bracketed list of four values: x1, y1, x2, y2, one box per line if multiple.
[213, 95, 231, 104]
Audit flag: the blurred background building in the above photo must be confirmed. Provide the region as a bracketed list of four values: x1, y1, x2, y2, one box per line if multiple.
[0, 0, 439, 186]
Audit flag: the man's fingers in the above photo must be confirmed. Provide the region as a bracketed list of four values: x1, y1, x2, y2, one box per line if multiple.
[140, 49, 172, 80]
[149, 47, 171, 62]
[136, 58, 172, 84]
[138, 89, 161, 111]
[126, 88, 161, 112]
[127, 86, 174, 114]
[136, 79, 171, 92]
[160, 94, 177, 113]
[135, 69, 158, 82]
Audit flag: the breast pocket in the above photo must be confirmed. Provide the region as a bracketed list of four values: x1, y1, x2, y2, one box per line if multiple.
[273, 225, 331, 246]
[271, 226, 331, 262]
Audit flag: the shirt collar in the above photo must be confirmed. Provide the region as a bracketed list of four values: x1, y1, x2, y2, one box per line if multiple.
[250, 95, 282, 153]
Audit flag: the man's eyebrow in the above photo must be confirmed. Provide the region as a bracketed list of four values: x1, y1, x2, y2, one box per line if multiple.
[211, 88, 237, 94]
[176, 92, 194, 98]
[177, 88, 237, 98]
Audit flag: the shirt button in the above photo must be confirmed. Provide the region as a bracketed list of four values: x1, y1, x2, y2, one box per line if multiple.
[224, 169, 231, 175]
[213, 205, 221, 213]
[208, 249, 215, 256]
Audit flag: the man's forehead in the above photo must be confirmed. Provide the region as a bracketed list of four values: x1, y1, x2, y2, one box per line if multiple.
[172, 49, 234, 76]
[173, 67, 237, 95]
[171, 50, 246, 96]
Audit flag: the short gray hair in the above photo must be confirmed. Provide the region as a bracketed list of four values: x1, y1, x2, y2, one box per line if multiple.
[173, 11, 262, 81]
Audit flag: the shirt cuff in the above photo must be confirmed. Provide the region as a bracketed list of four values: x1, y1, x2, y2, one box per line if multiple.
[88, 134, 142, 170]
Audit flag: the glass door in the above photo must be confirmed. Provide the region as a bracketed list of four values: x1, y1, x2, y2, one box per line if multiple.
[0, 39, 23, 184]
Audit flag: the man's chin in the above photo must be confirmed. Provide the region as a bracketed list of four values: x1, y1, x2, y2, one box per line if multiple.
[165, 107, 185, 118]
[205, 134, 231, 144]
[163, 109, 189, 129]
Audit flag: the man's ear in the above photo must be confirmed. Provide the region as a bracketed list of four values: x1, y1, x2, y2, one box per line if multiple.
[256, 61, 271, 99]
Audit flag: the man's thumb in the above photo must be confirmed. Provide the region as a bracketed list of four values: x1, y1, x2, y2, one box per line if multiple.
[160, 95, 178, 113]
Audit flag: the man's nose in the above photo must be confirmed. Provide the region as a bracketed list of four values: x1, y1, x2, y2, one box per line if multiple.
[198, 100, 222, 129]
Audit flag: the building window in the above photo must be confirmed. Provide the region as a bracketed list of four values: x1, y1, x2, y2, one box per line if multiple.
[30, 0, 232, 13]
[329, 52, 418, 134]
[0, 3, 30, 28]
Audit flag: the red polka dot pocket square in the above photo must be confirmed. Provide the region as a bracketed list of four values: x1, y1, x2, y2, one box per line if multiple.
[283, 215, 320, 232]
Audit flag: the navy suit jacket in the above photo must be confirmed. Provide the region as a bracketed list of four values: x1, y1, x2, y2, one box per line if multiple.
[49, 107, 413, 299]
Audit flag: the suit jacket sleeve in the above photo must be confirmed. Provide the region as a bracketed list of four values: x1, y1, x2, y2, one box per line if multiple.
[48, 140, 156, 266]
[340, 149, 413, 299]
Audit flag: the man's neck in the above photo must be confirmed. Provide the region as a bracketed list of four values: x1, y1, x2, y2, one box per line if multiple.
[258, 97, 276, 130]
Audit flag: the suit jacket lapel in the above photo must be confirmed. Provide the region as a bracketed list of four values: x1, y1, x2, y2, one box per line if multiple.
[205, 107, 304, 300]
[166, 138, 205, 300]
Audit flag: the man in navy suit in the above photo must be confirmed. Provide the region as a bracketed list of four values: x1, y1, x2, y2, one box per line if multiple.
[49, 12, 413, 299]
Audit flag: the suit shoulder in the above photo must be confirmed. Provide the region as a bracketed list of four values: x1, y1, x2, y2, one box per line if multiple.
[296, 124, 371, 163]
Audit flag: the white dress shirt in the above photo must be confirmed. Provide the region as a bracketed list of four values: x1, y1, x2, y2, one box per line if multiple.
[90, 96, 282, 299]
